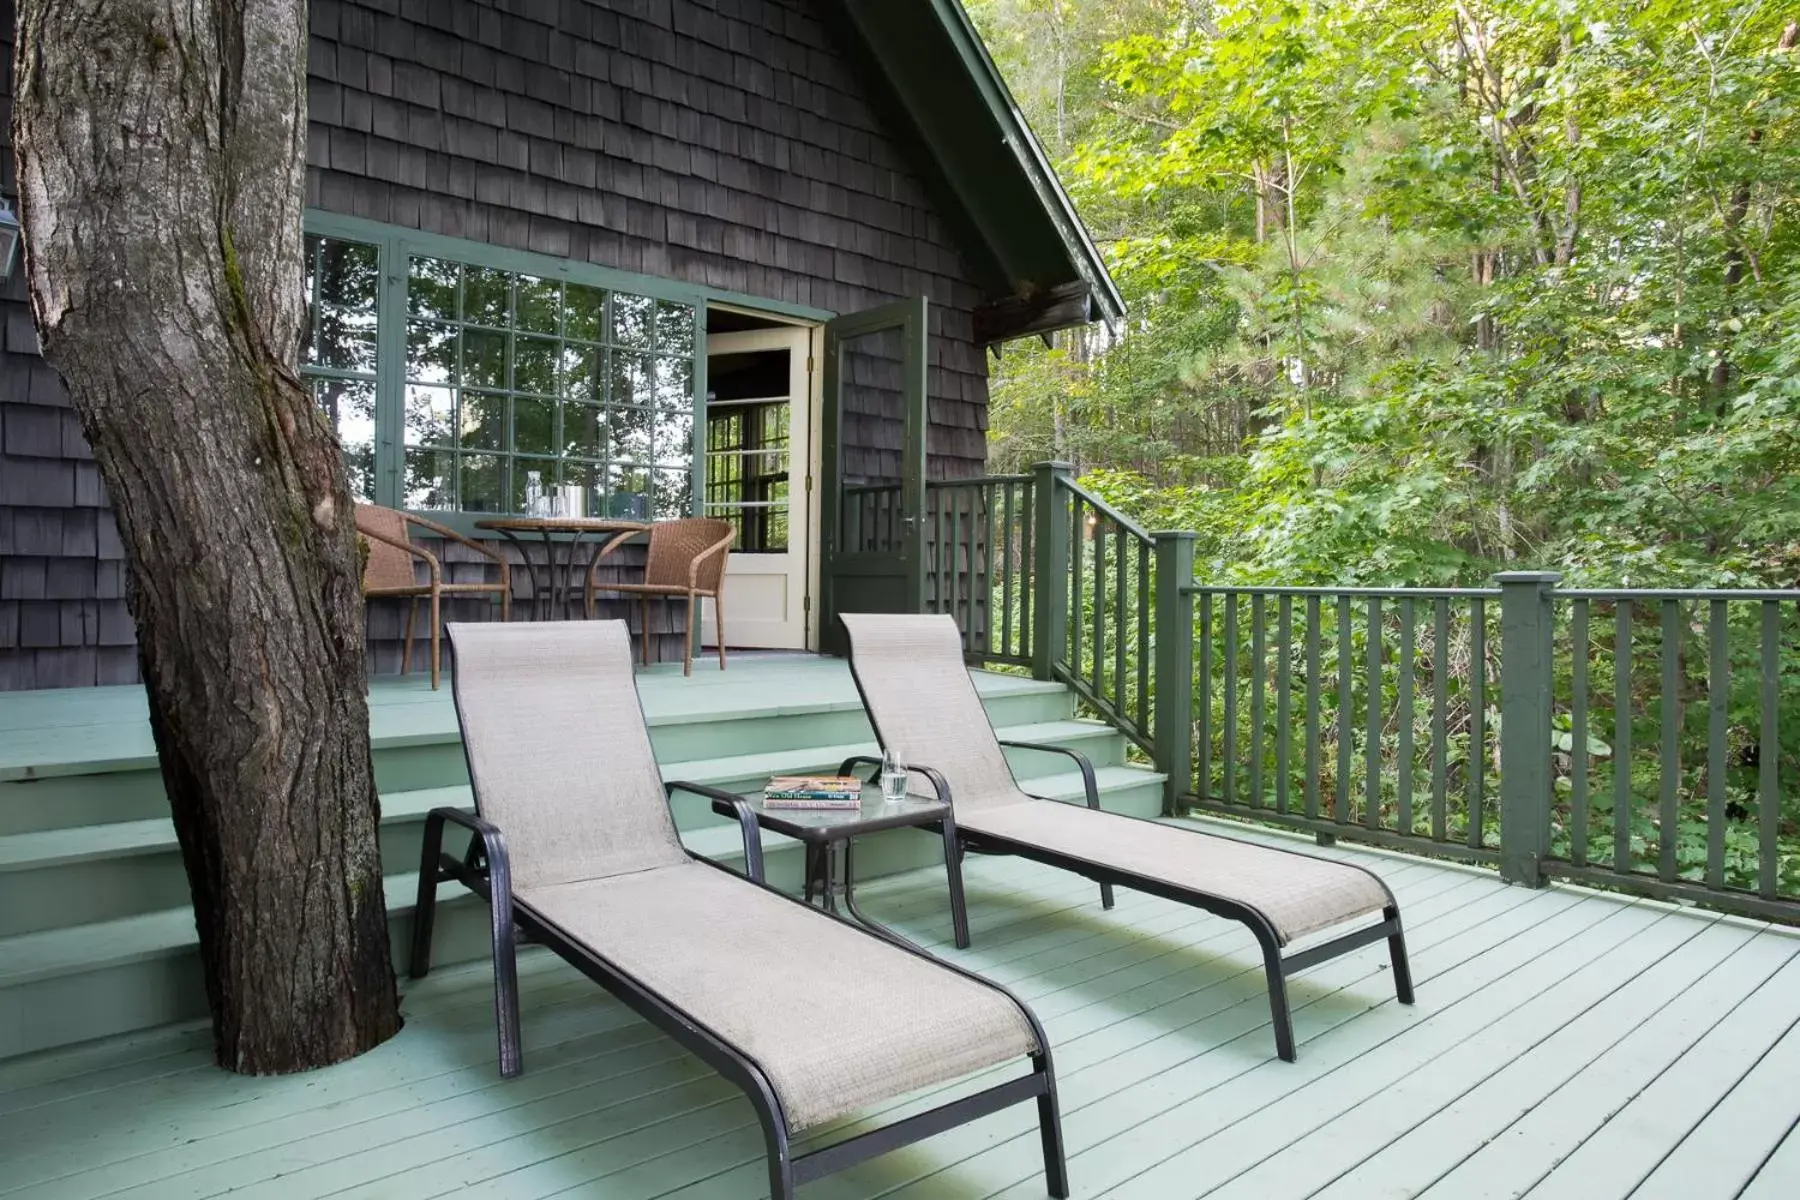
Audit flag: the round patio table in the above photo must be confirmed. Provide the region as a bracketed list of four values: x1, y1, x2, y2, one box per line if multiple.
[473, 517, 648, 621]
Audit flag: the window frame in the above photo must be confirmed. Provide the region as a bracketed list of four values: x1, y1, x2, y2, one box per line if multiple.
[302, 210, 833, 535]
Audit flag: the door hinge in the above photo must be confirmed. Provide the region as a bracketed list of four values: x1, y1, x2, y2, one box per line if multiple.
[805, 474, 813, 493]
[803, 595, 812, 612]
[806, 355, 816, 372]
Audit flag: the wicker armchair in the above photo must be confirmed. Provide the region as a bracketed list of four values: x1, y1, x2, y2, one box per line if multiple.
[584, 517, 734, 675]
[355, 504, 512, 689]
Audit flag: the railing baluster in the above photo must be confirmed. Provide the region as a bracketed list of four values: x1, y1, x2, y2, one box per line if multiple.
[982, 484, 996, 654]
[1136, 538, 1150, 734]
[1615, 600, 1633, 874]
[1000, 482, 1015, 659]
[1115, 524, 1129, 719]
[1277, 596, 1293, 815]
[1366, 596, 1382, 830]
[1306, 596, 1322, 822]
[1019, 479, 1033, 663]
[965, 490, 979, 650]
[1223, 593, 1239, 807]
[1251, 595, 1266, 809]
[1706, 599, 1728, 891]
[933, 485, 947, 618]
[1659, 600, 1681, 882]
[1068, 496, 1083, 675]
[1468, 597, 1485, 849]
[1091, 519, 1105, 698]
[1433, 597, 1448, 842]
[1198, 591, 1213, 801]
[1398, 598, 1414, 837]
[1760, 601, 1779, 899]
[1337, 595, 1353, 824]
[1570, 599, 1590, 869]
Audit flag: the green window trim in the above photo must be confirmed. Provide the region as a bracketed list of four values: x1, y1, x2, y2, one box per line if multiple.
[299, 211, 834, 533]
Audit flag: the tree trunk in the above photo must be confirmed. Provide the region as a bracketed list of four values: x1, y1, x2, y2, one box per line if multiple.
[12, 0, 401, 1073]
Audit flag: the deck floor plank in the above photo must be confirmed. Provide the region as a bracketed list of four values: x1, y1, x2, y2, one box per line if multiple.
[1738, 1118, 1800, 1200]
[1411, 928, 1800, 1200]
[1, 840, 1797, 1200]
[1518, 947, 1800, 1200]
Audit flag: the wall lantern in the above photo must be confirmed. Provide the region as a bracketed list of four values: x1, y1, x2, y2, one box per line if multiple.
[0, 199, 20, 284]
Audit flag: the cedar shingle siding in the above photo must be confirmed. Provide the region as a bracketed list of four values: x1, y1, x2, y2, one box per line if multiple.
[0, 0, 997, 689]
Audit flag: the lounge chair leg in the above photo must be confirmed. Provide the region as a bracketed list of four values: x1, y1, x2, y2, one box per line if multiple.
[1258, 929, 1298, 1062]
[753, 1089, 796, 1200]
[1100, 881, 1115, 910]
[1387, 906, 1416, 1004]
[489, 866, 524, 1079]
[1036, 1055, 1070, 1198]
[941, 816, 971, 949]
[409, 812, 446, 980]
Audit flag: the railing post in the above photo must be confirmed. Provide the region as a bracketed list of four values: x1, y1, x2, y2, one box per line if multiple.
[1153, 532, 1198, 817]
[1497, 570, 1561, 887]
[1030, 461, 1073, 682]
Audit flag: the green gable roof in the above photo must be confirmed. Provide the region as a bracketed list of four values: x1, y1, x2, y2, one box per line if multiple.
[836, 0, 1125, 342]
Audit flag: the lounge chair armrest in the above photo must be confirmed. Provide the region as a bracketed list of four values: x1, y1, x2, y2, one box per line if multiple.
[666, 780, 766, 883]
[999, 740, 1101, 810]
[420, 806, 513, 905]
[836, 754, 954, 807]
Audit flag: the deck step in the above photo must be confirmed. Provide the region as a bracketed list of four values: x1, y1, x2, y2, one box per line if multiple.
[0, 763, 1163, 1058]
[0, 719, 1130, 936]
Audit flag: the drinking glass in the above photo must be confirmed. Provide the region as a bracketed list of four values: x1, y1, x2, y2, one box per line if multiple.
[880, 750, 908, 804]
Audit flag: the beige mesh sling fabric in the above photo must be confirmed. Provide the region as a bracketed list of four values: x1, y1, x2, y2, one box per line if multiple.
[426, 620, 1066, 1197]
[840, 612, 1414, 1063]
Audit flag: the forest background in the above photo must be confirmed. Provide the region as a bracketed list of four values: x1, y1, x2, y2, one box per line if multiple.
[967, 0, 1800, 589]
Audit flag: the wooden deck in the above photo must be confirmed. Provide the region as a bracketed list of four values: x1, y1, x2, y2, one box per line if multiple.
[1, 822, 1797, 1199]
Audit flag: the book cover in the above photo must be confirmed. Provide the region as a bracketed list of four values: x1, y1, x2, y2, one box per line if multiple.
[764, 774, 862, 799]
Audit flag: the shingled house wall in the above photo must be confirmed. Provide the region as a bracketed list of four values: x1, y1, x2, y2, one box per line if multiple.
[0, 0, 998, 689]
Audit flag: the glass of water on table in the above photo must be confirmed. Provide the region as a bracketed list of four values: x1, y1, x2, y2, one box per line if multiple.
[880, 747, 908, 804]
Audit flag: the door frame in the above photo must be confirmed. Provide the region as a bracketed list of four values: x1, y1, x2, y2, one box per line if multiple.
[701, 306, 827, 650]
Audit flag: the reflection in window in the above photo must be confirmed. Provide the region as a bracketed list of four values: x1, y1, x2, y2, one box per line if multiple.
[401, 257, 695, 515]
[302, 235, 380, 500]
[705, 401, 790, 552]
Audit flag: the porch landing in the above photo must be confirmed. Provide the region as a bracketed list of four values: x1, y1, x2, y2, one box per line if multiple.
[2, 826, 1797, 1200]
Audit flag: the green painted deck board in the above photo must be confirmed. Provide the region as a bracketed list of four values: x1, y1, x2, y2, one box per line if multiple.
[4, 837, 1793, 1199]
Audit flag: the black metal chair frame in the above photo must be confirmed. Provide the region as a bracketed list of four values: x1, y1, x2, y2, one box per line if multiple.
[841, 662, 1416, 1065]
[411, 781, 1069, 1199]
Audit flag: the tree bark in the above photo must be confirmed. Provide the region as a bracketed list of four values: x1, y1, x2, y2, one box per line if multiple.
[12, 0, 401, 1073]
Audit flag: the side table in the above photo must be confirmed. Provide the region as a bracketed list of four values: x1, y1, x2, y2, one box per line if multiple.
[709, 784, 970, 949]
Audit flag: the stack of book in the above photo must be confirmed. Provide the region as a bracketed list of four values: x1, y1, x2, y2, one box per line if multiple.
[762, 775, 863, 810]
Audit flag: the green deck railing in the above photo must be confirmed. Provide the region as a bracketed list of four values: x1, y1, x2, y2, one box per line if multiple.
[917, 462, 1799, 924]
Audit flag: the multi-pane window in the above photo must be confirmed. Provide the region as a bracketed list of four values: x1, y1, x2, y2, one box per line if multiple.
[301, 236, 380, 501]
[300, 225, 702, 519]
[402, 258, 696, 518]
[705, 402, 790, 552]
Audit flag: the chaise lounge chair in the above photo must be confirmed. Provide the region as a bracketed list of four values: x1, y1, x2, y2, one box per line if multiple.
[839, 613, 1415, 1063]
[409, 620, 1069, 1199]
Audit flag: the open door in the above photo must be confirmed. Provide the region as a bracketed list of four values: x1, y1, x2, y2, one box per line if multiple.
[701, 325, 813, 650]
[818, 297, 929, 656]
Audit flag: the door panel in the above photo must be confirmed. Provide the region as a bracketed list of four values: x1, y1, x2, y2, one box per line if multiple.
[819, 297, 929, 655]
[702, 326, 813, 649]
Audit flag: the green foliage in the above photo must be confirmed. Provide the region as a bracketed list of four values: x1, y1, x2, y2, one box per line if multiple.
[966, 0, 1800, 905]
[969, 0, 1800, 589]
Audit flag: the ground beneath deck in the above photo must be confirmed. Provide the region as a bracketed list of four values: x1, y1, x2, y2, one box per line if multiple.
[2, 822, 1797, 1200]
